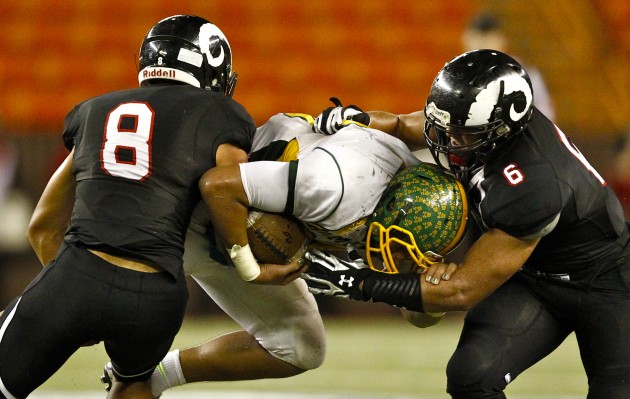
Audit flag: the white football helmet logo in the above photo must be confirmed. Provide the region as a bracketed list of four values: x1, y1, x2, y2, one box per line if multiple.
[466, 75, 533, 126]
[199, 23, 227, 68]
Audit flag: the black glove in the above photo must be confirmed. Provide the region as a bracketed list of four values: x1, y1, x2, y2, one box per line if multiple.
[301, 249, 372, 300]
[313, 97, 370, 134]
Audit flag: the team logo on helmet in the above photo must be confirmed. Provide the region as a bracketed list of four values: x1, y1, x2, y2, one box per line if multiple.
[199, 23, 227, 68]
[468, 75, 532, 126]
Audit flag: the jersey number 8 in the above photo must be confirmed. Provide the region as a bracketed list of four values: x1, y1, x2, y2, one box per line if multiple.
[101, 102, 154, 181]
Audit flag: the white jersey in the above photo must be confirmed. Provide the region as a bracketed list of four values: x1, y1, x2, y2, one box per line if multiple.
[241, 113, 420, 248]
[181, 112, 419, 370]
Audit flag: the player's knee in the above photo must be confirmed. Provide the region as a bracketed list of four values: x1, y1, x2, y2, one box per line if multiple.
[275, 325, 326, 370]
[446, 334, 506, 398]
[297, 327, 327, 370]
[280, 342, 326, 371]
[263, 310, 327, 371]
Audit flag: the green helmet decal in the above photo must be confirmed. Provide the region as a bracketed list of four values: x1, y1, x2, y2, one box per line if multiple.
[366, 162, 469, 273]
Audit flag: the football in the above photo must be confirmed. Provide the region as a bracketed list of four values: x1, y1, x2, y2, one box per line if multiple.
[246, 209, 310, 264]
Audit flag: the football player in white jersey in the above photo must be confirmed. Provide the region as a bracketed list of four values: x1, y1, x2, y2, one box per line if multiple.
[136, 108, 467, 398]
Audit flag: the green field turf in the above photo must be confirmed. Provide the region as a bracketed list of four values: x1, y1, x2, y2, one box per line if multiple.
[36, 311, 587, 398]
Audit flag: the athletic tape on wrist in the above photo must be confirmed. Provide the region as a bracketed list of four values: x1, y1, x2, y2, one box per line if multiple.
[229, 244, 261, 281]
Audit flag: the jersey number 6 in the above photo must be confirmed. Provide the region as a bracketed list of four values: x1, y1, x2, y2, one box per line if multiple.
[101, 102, 154, 181]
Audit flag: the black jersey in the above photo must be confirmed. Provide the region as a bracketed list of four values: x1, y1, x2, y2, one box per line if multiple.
[61, 83, 256, 277]
[468, 108, 627, 274]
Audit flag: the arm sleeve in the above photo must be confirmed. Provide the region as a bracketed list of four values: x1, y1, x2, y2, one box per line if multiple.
[240, 151, 344, 224]
[240, 161, 290, 213]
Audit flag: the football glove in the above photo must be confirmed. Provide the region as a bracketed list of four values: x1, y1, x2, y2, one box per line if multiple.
[313, 97, 370, 134]
[303, 249, 425, 311]
[301, 249, 371, 300]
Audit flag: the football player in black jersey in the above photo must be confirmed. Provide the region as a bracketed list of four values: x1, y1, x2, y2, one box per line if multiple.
[0, 15, 267, 399]
[303, 49, 630, 398]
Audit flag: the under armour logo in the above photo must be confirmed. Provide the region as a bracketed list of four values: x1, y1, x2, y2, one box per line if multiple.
[338, 275, 354, 287]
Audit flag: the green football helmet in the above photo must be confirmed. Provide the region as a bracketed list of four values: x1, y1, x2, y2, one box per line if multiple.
[366, 162, 469, 273]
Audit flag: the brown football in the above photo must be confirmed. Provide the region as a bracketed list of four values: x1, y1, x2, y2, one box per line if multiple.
[247, 209, 310, 264]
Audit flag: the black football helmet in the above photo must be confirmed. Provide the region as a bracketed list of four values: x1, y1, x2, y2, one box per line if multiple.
[138, 15, 237, 96]
[423, 49, 534, 180]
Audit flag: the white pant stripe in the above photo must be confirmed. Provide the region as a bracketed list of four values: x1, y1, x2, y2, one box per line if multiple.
[0, 297, 22, 399]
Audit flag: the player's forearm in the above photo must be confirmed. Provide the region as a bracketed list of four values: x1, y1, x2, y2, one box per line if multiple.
[199, 164, 250, 247]
[365, 111, 401, 134]
[205, 144, 251, 248]
[200, 164, 263, 281]
[396, 111, 427, 148]
[421, 229, 540, 312]
[367, 110, 426, 150]
[356, 266, 496, 313]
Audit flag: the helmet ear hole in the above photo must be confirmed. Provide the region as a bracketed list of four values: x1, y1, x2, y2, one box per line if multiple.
[209, 43, 222, 58]
[496, 125, 510, 136]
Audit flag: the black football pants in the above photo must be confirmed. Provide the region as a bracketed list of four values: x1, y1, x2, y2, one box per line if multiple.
[446, 268, 630, 399]
[0, 244, 188, 398]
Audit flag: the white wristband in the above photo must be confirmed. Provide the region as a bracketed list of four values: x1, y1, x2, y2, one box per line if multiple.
[229, 244, 261, 281]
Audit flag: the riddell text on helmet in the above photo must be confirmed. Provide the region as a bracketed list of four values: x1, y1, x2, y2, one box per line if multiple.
[143, 68, 177, 79]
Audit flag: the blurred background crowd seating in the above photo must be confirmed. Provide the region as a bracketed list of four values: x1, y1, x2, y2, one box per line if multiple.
[1, 0, 629, 314]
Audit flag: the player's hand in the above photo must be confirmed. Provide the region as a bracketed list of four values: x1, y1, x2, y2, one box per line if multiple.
[301, 249, 371, 300]
[421, 261, 458, 285]
[253, 259, 309, 286]
[313, 97, 370, 134]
